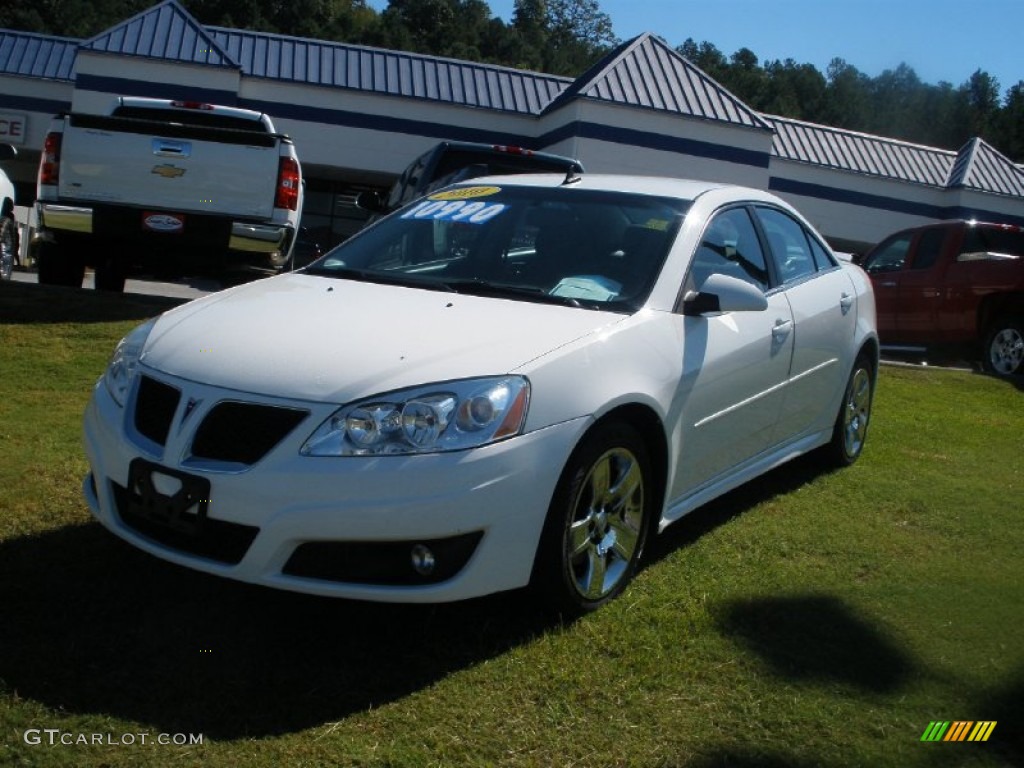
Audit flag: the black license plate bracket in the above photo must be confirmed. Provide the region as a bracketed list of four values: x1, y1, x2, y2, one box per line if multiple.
[126, 458, 210, 537]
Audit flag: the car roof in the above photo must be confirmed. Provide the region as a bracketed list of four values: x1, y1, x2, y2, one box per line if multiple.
[457, 173, 772, 203]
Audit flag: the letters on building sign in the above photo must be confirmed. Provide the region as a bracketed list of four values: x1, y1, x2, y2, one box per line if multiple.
[0, 114, 27, 144]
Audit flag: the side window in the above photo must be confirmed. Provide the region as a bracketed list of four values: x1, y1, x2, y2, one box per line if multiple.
[689, 207, 770, 292]
[755, 207, 816, 284]
[808, 234, 838, 271]
[911, 229, 945, 270]
[862, 234, 912, 274]
[960, 226, 1024, 260]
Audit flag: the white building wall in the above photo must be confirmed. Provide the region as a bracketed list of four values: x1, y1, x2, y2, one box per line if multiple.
[769, 159, 951, 249]
[240, 78, 541, 181]
[70, 52, 241, 114]
[539, 101, 773, 189]
[0, 75, 73, 149]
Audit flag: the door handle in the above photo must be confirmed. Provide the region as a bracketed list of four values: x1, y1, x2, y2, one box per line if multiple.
[840, 292, 854, 314]
[772, 319, 793, 341]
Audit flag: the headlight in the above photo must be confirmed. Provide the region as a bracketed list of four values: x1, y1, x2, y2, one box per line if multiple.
[103, 319, 156, 407]
[301, 376, 530, 456]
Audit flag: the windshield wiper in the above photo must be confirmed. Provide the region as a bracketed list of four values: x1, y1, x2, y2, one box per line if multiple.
[439, 278, 582, 307]
[303, 266, 451, 291]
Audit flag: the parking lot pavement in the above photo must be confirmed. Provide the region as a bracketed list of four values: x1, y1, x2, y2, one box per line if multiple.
[7, 268, 221, 300]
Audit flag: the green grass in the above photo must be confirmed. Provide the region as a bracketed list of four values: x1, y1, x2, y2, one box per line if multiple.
[2, 281, 1022, 767]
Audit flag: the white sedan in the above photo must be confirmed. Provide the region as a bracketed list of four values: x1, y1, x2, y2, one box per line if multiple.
[83, 175, 878, 615]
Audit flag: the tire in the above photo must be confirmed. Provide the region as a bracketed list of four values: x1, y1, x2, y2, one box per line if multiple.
[532, 420, 652, 617]
[825, 353, 875, 467]
[982, 317, 1024, 376]
[94, 253, 127, 292]
[0, 215, 15, 280]
[35, 240, 85, 287]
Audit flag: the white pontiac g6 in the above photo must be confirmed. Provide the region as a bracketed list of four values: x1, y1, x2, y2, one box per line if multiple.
[83, 175, 878, 615]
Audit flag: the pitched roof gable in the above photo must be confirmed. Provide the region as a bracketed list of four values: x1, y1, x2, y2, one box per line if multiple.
[947, 138, 1024, 197]
[80, 0, 237, 69]
[544, 33, 770, 130]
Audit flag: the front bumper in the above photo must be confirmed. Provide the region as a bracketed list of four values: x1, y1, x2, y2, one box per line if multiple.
[82, 368, 588, 602]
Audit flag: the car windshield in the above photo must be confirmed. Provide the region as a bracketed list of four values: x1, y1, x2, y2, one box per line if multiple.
[306, 184, 689, 311]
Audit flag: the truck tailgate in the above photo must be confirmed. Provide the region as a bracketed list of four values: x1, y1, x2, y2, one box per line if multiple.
[59, 114, 280, 220]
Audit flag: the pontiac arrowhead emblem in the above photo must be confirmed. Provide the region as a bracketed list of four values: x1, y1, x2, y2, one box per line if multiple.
[152, 164, 186, 178]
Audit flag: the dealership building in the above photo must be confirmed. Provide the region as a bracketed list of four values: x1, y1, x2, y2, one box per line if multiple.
[2, 0, 1023, 258]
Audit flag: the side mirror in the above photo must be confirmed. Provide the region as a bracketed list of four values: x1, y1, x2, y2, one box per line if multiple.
[0, 143, 17, 161]
[355, 190, 388, 214]
[683, 273, 768, 316]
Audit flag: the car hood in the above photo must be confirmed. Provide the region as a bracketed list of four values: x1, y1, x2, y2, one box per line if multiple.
[141, 273, 624, 403]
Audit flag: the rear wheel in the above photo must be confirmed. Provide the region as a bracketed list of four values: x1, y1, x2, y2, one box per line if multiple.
[532, 420, 652, 617]
[983, 317, 1024, 376]
[35, 240, 85, 287]
[0, 215, 15, 280]
[824, 353, 875, 467]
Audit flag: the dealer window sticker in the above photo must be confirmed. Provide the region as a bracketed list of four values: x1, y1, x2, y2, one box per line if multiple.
[428, 186, 502, 201]
[401, 198, 508, 224]
[643, 218, 671, 231]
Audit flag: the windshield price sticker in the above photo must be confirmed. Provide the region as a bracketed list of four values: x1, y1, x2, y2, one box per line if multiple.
[428, 186, 501, 201]
[401, 199, 508, 224]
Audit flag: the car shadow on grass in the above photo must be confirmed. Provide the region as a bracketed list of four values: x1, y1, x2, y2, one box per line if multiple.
[0, 522, 559, 739]
[0, 281, 184, 324]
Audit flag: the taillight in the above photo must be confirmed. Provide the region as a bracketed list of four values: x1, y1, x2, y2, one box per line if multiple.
[275, 157, 300, 211]
[492, 145, 533, 156]
[39, 131, 62, 186]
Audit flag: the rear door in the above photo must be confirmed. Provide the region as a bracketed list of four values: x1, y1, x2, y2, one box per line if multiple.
[754, 205, 857, 441]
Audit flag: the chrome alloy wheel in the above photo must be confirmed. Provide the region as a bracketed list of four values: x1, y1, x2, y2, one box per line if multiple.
[566, 446, 645, 601]
[988, 326, 1024, 375]
[842, 365, 873, 459]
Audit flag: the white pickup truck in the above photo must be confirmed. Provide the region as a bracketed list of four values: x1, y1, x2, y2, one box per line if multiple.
[34, 97, 302, 291]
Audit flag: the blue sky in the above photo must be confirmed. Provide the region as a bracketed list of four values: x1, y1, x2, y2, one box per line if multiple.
[367, 0, 1023, 98]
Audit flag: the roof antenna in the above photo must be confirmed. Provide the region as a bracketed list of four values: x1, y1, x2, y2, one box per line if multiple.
[562, 166, 582, 186]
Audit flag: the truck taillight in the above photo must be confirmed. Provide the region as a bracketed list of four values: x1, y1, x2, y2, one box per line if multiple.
[39, 131, 63, 186]
[275, 157, 300, 211]
[493, 145, 533, 156]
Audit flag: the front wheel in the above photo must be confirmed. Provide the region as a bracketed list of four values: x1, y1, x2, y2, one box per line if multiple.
[982, 318, 1024, 376]
[824, 353, 875, 467]
[532, 421, 652, 617]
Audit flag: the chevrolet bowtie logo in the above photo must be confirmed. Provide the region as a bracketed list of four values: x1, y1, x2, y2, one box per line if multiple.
[152, 164, 186, 178]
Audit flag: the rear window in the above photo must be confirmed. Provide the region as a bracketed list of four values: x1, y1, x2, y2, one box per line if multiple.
[961, 226, 1024, 259]
[112, 106, 269, 133]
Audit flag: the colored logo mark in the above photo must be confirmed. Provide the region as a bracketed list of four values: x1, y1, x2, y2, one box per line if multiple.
[920, 721, 997, 742]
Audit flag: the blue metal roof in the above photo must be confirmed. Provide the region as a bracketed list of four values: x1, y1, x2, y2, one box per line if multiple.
[766, 114, 954, 187]
[207, 27, 570, 115]
[0, 30, 78, 80]
[545, 33, 770, 130]
[80, 0, 237, 69]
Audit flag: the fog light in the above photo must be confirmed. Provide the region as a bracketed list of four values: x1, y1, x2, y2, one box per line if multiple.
[410, 543, 436, 576]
